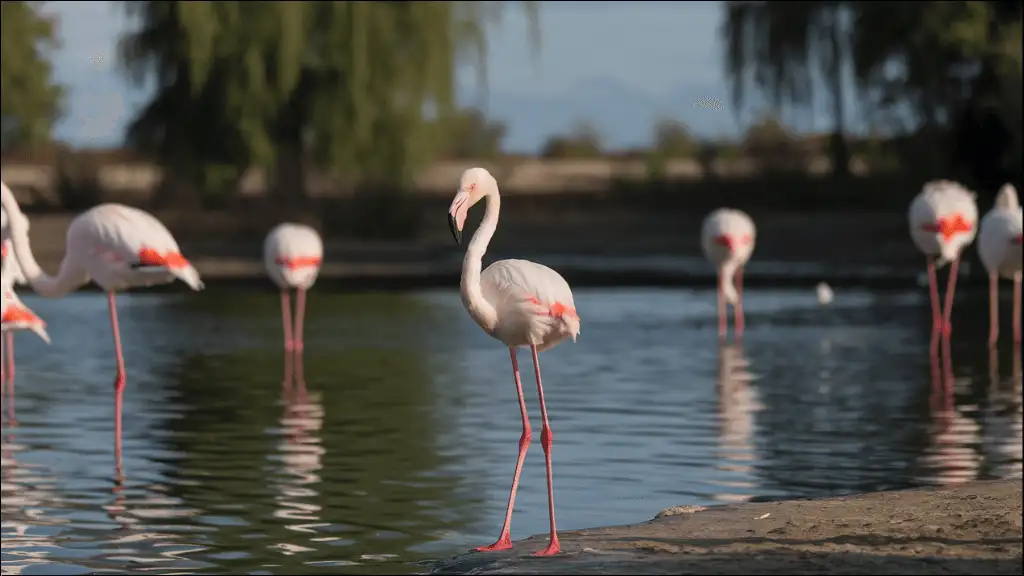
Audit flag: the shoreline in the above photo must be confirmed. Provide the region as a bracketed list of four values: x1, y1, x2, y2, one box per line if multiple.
[425, 480, 1023, 575]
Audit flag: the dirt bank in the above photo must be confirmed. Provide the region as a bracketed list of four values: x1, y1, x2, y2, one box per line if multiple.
[425, 480, 1022, 575]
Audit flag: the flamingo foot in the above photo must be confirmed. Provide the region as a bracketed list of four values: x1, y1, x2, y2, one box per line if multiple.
[475, 535, 513, 552]
[532, 539, 561, 557]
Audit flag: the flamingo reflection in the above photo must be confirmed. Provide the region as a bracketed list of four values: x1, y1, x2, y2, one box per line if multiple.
[981, 347, 1023, 479]
[270, 385, 327, 548]
[710, 343, 762, 503]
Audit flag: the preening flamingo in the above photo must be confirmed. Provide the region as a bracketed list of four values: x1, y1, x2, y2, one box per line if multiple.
[263, 223, 323, 373]
[448, 167, 580, 557]
[2, 289, 51, 387]
[977, 183, 1023, 347]
[908, 181, 978, 348]
[1, 181, 204, 465]
[701, 208, 756, 341]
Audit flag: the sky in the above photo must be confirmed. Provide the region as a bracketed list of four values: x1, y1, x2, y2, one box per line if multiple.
[46, 1, 868, 154]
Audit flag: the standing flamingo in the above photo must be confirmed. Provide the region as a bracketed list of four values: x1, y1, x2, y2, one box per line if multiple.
[2, 289, 51, 385]
[908, 181, 979, 349]
[1, 181, 204, 465]
[701, 208, 756, 342]
[264, 223, 322, 388]
[978, 183, 1023, 347]
[448, 167, 580, 557]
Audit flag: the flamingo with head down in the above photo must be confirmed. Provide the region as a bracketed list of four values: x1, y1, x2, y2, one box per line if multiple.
[1, 181, 204, 466]
[263, 223, 323, 359]
[701, 208, 756, 342]
[448, 167, 580, 557]
[908, 180, 979, 352]
[978, 183, 1023, 347]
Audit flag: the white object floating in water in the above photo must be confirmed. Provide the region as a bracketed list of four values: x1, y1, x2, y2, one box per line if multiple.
[816, 282, 835, 305]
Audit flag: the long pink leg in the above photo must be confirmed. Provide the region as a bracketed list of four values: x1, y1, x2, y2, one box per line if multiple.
[941, 258, 960, 340]
[108, 292, 126, 473]
[281, 290, 294, 352]
[5, 332, 14, 383]
[294, 288, 307, 353]
[1, 333, 6, 405]
[293, 288, 308, 401]
[476, 347, 532, 553]
[734, 266, 745, 341]
[1014, 273, 1022, 345]
[717, 269, 727, 341]
[989, 273, 1000, 347]
[530, 345, 560, 557]
[926, 258, 942, 361]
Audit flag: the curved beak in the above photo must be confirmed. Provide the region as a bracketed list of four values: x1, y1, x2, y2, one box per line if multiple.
[449, 212, 462, 245]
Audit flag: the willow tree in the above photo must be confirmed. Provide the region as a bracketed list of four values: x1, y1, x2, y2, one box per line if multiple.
[0, 1, 64, 149]
[722, 1, 854, 177]
[118, 1, 539, 212]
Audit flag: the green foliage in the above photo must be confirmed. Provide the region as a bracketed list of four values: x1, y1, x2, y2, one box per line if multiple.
[541, 121, 604, 159]
[117, 1, 540, 204]
[0, 1, 64, 149]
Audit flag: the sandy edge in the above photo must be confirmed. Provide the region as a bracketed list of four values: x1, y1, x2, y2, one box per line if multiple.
[424, 480, 1023, 575]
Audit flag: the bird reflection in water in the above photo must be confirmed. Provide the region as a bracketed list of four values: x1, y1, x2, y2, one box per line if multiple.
[710, 343, 762, 503]
[1, 430, 67, 575]
[981, 346, 1022, 479]
[918, 350, 981, 486]
[270, 363, 327, 549]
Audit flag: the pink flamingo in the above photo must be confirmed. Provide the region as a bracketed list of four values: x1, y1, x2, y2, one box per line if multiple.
[264, 222, 322, 395]
[1, 181, 204, 466]
[908, 181, 978, 356]
[701, 208, 756, 342]
[978, 183, 1023, 347]
[448, 167, 580, 557]
[1, 289, 51, 406]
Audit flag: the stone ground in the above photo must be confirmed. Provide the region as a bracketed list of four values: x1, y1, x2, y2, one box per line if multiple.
[424, 480, 1022, 575]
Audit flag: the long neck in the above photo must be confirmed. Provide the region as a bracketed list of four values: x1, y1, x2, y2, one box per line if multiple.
[460, 191, 500, 332]
[2, 187, 84, 298]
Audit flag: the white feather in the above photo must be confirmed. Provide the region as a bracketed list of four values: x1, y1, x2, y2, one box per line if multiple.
[908, 180, 979, 266]
[816, 282, 834, 305]
[263, 223, 324, 290]
[2, 290, 51, 345]
[701, 208, 756, 305]
[978, 184, 1023, 280]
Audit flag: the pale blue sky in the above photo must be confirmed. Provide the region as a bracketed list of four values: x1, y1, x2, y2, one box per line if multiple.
[46, 1, 862, 153]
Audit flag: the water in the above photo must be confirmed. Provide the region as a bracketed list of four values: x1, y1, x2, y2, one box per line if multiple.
[2, 287, 1021, 575]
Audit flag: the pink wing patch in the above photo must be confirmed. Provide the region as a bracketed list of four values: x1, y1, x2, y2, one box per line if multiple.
[525, 296, 578, 319]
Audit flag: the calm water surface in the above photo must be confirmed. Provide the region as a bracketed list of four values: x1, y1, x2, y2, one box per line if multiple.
[2, 287, 1021, 575]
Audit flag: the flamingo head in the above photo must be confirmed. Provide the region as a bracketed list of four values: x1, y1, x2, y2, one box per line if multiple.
[449, 167, 496, 245]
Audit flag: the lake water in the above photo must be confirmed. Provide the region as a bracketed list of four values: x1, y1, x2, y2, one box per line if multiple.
[2, 287, 1021, 575]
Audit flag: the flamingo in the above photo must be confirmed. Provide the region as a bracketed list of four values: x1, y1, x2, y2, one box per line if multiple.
[908, 181, 979, 350]
[977, 183, 1023, 347]
[2, 289, 51, 388]
[263, 223, 323, 363]
[1, 181, 204, 465]
[701, 208, 756, 341]
[448, 167, 580, 557]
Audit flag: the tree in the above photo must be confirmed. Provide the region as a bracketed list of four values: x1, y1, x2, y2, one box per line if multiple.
[438, 108, 508, 159]
[722, 2, 854, 177]
[652, 118, 697, 158]
[117, 1, 539, 214]
[540, 121, 603, 159]
[0, 1, 64, 149]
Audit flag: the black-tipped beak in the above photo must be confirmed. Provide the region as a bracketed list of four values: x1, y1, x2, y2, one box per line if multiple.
[448, 213, 462, 245]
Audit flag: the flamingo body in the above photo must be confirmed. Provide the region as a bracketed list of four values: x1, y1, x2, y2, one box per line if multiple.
[479, 258, 580, 352]
[978, 184, 1023, 280]
[263, 223, 324, 290]
[701, 208, 756, 340]
[978, 184, 1023, 346]
[908, 180, 979, 265]
[2, 208, 26, 286]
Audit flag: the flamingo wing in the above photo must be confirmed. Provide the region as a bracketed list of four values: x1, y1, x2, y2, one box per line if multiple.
[481, 259, 580, 349]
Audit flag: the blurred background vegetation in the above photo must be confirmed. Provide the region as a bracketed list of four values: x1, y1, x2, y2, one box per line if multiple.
[1, 1, 1021, 220]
